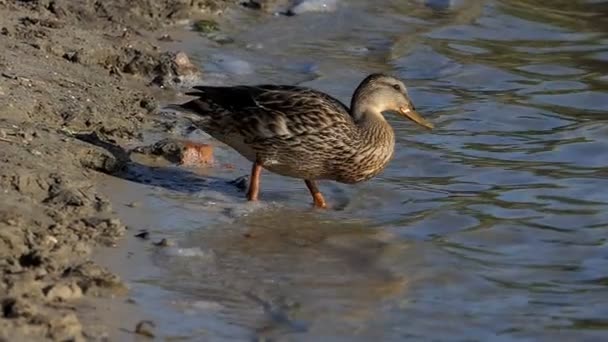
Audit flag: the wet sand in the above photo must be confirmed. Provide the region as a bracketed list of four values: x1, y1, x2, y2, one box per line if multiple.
[0, 0, 235, 339]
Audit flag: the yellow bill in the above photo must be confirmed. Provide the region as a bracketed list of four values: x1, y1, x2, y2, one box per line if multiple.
[399, 107, 434, 129]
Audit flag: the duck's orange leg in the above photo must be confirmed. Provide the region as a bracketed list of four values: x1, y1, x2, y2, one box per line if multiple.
[247, 162, 263, 201]
[305, 180, 327, 209]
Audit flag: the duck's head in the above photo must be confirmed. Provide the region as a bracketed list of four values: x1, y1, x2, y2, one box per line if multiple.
[351, 73, 434, 129]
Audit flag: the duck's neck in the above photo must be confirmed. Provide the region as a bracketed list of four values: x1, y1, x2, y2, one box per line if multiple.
[354, 110, 395, 149]
[351, 93, 394, 159]
[355, 111, 395, 164]
[336, 109, 394, 183]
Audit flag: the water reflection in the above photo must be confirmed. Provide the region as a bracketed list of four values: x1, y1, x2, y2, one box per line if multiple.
[151, 210, 412, 340]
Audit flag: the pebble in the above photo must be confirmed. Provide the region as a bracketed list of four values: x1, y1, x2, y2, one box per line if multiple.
[153, 238, 173, 247]
[165, 247, 214, 258]
[172, 52, 191, 69]
[423, 0, 467, 10]
[180, 142, 214, 166]
[125, 201, 141, 208]
[246, 42, 264, 50]
[135, 320, 156, 338]
[207, 32, 234, 45]
[212, 55, 253, 75]
[139, 98, 158, 113]
[158, 34, 173, 42]
[63, 51, 80, 63]
[288, 0, 339, 15]
[192, 19, 218, 33]
[345, 46, 369, 55]
[228, 175, 249, 191]
[45, 283, 83, 301]
[134, 230, 150, 240]
[45, 235, 58, 245]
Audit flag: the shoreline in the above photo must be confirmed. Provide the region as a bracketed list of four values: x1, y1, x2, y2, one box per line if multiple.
[0, 1, 237, 339]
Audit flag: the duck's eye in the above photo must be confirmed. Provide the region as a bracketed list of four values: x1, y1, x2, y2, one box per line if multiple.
[392, 84, 401, 91]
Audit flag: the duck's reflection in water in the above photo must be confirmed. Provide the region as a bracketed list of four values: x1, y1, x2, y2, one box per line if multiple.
[157, 209, 412, 340]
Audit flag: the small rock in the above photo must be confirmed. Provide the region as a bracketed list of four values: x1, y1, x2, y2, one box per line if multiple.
[207, 32, 234, 45]
[423, 0, 467, 11]
[172, 51, 199, 77]
[180, 142, 214, 166]
[2, 298, 37, 319]
[287, 0, 339, 15]
[228, 175, 249, 191]
[242, 0, 263, 10]
[242, 0, 290, 12]
[245, 42, 264, 50]
[134, 230, 149, 240]
[108, 218, 121, 227]
[150, 51, 201, 88]
[1, 72, 17, 80]
[132, 138, 213, 166]
[135, 320, 155, 338]
[63, 51, 80, 63]
[192, 19, 219, 33]
[158, 34, 173, 42]
[125, 201, 140, 208]
[44, 44, 66, 58]
[48, 0, 67, 17]
[48, 313, 83, 341]
[123, 49, 157, 76]
[212, 55, 253, 75]
[45, 235, 58, 245]
[139, 98, 157, 113]
[45, 283, 83, 301]
[44, 185, 85, 207]
[153, 238, 172, 247]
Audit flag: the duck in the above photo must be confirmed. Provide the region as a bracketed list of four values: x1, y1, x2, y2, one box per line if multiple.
[169, 73, 433, 208]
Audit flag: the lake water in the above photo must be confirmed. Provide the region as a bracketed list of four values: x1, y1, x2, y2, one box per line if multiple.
[97, 0, 608, 340]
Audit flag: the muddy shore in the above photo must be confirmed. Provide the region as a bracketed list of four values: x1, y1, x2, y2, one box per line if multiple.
[0, 1, 236, 340]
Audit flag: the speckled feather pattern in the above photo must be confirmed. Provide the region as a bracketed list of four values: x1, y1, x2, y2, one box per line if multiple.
[177, 77, 398, 183]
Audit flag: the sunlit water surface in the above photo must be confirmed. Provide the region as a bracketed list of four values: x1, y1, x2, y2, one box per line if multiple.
[100, 0, 608, 340]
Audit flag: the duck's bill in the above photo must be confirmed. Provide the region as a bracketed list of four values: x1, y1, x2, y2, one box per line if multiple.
[399, 107, 434, 129]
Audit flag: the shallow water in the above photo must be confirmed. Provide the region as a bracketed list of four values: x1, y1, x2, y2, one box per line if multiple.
[98, 0, 608, 340]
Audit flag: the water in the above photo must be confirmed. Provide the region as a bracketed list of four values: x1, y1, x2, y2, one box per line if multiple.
[98, 0, 608, 340]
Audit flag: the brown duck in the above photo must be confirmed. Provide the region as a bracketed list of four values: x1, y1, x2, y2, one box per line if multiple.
[170, 73, 433, 208]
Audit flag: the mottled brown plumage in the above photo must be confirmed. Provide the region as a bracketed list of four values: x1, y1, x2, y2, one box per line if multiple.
[170, 73, 433, 208]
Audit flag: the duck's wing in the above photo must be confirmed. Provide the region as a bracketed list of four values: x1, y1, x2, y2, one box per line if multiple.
[172, 85, 354, 141]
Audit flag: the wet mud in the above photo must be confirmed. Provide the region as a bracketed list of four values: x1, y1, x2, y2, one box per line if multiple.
[0, 0, 234, 340]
